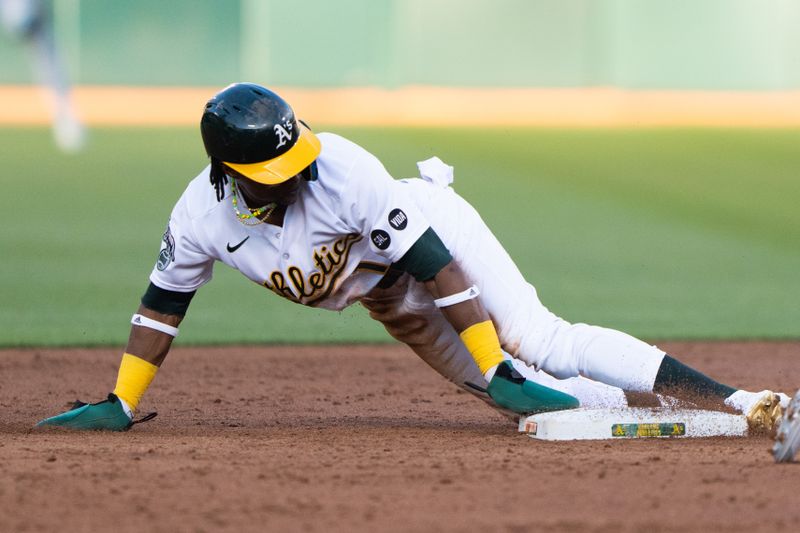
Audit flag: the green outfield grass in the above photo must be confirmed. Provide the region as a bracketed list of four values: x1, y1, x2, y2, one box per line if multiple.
[1, 126, 798, 346]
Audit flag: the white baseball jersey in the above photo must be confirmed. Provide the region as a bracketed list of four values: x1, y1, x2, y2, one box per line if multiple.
[150, 133, 431, 310]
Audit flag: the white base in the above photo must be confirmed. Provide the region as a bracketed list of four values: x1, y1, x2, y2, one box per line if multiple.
[519, 407, 747, 441]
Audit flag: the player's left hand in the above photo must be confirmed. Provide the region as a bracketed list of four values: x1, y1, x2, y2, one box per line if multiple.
[35, 393, 133, 431]
[486, 361, 580, 414]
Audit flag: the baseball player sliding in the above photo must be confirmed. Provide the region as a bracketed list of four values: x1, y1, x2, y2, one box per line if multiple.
[37, 83, 800, 460]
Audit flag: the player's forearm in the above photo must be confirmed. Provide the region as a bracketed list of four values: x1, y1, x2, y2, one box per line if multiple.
[125, 304, 183, 366]
[114, 304, 184, 413]
[425, 262, 504, 376]
[424, 261, 488, 332]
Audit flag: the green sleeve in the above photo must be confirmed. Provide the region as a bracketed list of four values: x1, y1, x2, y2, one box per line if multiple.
[392, 227, 453, 282]
[141, 283, 196, 315]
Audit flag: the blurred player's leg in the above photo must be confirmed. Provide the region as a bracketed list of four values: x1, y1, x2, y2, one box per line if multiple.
[0, 0, 42, 37]
[30, 24, 86, 152]
[773, 389, 800, 462]
[1, 0, 86, 152]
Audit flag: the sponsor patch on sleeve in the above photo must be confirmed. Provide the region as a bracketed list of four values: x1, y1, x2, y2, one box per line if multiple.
[370, 229, 391, 250]
[388, 208, 408, 230]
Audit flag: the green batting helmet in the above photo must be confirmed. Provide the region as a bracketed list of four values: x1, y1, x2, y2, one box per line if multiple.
[200, 83, 320, 185]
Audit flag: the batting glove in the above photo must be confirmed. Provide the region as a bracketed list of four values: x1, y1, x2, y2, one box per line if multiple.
[486, 361, 580, 414]
[36, 393, 135, 431]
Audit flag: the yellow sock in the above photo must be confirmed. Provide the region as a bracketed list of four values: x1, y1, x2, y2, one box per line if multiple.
[113, 353, 158, 411]
[459, 320, 505, 375]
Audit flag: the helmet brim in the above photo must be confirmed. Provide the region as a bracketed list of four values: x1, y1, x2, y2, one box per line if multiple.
[223, 123, 321, 185]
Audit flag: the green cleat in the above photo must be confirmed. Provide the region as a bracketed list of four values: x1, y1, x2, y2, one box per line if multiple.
[36, 393, 133, 431]
[487, 361, 580, 414]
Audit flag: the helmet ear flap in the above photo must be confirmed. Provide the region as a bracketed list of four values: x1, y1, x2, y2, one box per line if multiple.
[301, 161, 319, 182]
[297, 121, 319, 182]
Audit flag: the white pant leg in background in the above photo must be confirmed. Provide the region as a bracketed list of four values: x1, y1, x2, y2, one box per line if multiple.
[0, 0, 41, 36]
[1, 0, 85, 152]
[360, 275, 628, 411]
[405, 179, 666, 393]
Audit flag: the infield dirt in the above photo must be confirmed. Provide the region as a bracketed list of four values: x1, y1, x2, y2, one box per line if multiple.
[2, 342, 799, 532]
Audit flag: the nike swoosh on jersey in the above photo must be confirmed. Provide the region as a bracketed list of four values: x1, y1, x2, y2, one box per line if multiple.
[226, 236, 250, 253]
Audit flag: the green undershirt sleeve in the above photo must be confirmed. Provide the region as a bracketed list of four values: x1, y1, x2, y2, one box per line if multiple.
[392, 227, 453, 282]
[140, 283, 196, 316]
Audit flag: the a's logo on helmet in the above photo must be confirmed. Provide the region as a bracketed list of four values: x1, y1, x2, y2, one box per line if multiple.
[274, 117, 294, 149]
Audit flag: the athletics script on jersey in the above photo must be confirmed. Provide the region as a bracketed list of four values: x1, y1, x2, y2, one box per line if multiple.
[261, 233, 363, 306]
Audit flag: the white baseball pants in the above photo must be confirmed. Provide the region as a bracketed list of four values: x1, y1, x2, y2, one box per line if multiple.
[361, 178, 666, 411]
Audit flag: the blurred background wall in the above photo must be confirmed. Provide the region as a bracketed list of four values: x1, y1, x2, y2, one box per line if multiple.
[2, 0, 799, 90]
[2, 0, 799, 344]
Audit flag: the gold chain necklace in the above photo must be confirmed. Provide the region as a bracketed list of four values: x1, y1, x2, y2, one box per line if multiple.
[230, 179, 278, 226]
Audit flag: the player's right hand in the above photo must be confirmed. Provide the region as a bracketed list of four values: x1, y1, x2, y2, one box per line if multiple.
[486, 361, 580, 414]
[35, 393, 133, 431]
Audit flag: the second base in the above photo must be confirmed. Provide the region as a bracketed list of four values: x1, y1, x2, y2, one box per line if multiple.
[519, 407, 748, 441]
